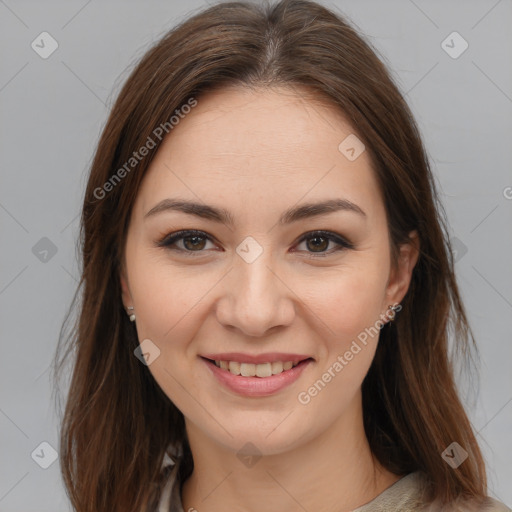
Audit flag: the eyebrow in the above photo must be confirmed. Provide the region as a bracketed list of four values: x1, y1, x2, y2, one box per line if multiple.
[144, 198, 366, 226]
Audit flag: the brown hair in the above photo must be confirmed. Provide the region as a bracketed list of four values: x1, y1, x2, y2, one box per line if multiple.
[52, 0, 488, 510]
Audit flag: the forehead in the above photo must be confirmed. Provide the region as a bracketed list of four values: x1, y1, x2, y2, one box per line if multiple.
[136, 86, 383, 221]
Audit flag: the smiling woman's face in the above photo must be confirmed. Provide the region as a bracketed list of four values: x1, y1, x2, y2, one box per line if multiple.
[120, 86, 417, 455]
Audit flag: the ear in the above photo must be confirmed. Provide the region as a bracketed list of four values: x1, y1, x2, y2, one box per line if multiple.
[120, 260, 133, 310]
[384, 230, 420, 307]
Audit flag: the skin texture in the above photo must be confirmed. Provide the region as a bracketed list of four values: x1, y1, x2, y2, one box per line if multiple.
[120, 86, 419, 512]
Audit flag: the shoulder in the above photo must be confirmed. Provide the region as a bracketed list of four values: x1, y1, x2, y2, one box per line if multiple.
[461, 497, 511, 512]
[424, 497, 511, 512]
[353, 471, 511, 512]
[481, 497, 511, 512]
[421, 490, 511, 512]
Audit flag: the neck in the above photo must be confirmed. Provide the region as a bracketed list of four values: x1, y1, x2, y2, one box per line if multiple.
[181, 391, 400, 512]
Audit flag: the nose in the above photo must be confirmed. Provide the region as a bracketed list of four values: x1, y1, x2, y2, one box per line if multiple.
[215, 248, 296, 338]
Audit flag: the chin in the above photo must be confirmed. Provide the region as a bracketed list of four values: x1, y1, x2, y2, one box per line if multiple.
[208, 420, 312, 457]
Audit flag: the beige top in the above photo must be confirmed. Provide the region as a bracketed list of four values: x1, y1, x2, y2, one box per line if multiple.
[157, 449, 510, 512]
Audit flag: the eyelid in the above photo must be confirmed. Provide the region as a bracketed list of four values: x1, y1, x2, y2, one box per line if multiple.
[156, 229, 354, 256]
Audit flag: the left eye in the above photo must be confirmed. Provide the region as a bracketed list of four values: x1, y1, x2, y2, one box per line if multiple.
[293, 230, 354, 256]
[156, 230, 353, 256]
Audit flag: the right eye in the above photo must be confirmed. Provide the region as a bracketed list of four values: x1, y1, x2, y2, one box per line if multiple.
[156, 230, 219, 255]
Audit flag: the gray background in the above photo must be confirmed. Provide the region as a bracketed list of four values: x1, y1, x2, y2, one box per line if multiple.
[1, 0, 511, 510]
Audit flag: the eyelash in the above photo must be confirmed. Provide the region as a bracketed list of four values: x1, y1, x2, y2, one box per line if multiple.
[156, 229, 354, 257]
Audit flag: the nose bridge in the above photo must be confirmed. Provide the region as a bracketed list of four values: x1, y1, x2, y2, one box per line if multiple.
[216, 237, 294, 336]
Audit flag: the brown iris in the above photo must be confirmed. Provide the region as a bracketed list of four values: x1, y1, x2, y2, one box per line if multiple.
[183, 235, 207, 251]
[306, 235, 329, 252]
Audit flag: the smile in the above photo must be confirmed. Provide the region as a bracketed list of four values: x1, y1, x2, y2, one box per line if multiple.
[201, 356, 314, 397]
[213, 359, 300, 377]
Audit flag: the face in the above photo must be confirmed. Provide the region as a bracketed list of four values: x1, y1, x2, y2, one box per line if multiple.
[120, 86, 418, 456]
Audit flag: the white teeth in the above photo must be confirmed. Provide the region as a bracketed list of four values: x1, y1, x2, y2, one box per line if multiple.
[271, 361, 283, 374]
[240, 363, 256, 377]
[228, 361, 241, 375]
[256, 362, 272, 377]
[213, 359, 301, 377]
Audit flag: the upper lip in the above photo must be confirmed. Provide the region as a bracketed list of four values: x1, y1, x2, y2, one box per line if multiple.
[201, 352, 313, 364]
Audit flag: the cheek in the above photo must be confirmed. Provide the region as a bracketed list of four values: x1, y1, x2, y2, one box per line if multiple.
[295, 267, 387, 415]
[301, 260, 389, 344]
[131, 265, 209, 346]
[126, 238, 209, 332]
[127, 253, 216, 411]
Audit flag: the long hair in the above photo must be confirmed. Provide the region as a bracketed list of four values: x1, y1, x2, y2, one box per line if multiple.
[52, 1, 487, 510]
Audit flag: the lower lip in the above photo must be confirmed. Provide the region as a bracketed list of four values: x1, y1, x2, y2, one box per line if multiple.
[201, 357, 313, 397]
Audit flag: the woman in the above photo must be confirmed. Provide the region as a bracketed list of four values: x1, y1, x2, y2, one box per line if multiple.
[52, 0, 510, 511]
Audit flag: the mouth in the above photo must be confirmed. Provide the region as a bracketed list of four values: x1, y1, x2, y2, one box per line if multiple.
[200, 356, 314, 378]
[200, 355, 314, 397]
